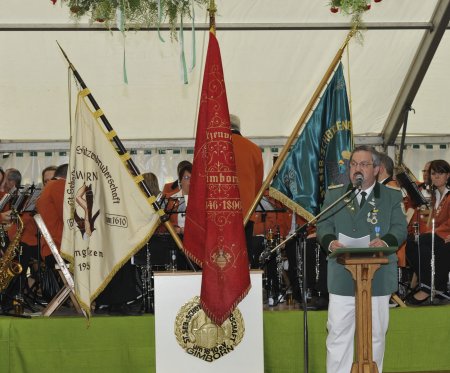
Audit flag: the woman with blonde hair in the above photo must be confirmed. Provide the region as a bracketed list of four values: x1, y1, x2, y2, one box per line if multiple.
[143, 172, 161, 197]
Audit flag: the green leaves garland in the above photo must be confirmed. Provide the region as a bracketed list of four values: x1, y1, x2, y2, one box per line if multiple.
[63, 0, 209, 39]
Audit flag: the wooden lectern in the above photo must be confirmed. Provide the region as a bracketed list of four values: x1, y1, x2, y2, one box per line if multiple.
[331, 247, 396, 373]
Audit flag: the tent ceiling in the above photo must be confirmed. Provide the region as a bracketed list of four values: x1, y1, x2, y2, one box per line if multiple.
[0, 0, 449, 147]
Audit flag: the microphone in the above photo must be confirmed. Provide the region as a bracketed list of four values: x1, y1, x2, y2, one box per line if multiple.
[354, 173, 364, 189]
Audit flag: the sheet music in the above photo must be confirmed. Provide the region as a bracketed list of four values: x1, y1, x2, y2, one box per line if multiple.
[338, 233, 370, 248]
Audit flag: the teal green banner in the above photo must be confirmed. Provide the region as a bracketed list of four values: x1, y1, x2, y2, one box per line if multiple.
[270, 63, 352, 221]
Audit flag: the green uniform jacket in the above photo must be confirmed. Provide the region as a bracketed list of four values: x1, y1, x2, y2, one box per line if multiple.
[317, 182, 407, 296]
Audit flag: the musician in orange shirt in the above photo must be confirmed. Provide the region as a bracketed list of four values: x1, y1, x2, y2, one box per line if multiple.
[406, 159, 450, 305]
[36, 164, 67, 264]
[230, 114, 264, 253]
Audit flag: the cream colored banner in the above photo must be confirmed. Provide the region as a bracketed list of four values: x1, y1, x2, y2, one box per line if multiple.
[61, 93, 160, 314]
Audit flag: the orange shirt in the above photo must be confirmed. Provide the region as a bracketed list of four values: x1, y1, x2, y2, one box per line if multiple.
[36, 178, 65, 258]
[7, 212, 38, 246]
[162, 181, 179, 196]
[427, 191, 450, 240]
[231, 133, 264, 220]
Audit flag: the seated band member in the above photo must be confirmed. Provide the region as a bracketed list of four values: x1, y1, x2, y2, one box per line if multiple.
[167, 163, 192, 235]
[1, 169, 40, 306]
[162, 160, 192, 196]
[41, 165, 57, 187]
[36, 164, 68, 266]
[143, 172, 161, 197]
[230, 114, 264, 254]
[406, 159, 450, 305]
[378, 153, 407, 269]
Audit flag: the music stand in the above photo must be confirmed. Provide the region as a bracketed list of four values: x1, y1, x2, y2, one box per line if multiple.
[330, 246, 397, 373]
[162, 196, 196, 271]
[395, 169, 428, 208]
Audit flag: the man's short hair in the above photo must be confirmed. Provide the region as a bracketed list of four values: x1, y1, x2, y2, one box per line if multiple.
[379, 153, 394, 177]
[7, 169, 22, 188]
[230, 114, 241, 132]
[55, 163, 68, 178]
[350, 145, 381, 167]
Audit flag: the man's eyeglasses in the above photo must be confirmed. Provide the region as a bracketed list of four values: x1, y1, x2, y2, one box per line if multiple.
[350, 161, 373, 169]
[182, 175, 191, 180]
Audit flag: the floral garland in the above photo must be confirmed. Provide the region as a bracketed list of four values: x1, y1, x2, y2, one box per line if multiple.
[52, 0, 209, 39]
[329, 0, 383, 39]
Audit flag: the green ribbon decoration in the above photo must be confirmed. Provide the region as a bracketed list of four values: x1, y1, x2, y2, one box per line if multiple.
[190, 0, 196, 71]
[179, 14, 188, 84]
[157, 0, 165, 42]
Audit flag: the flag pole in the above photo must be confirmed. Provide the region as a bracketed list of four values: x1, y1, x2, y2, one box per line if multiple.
[243, 30, 355, 225]
[208, 0, 217, 35]
[56, 41, 187, 259]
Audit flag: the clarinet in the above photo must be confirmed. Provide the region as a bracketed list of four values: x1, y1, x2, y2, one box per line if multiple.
[146, 245, 153, 312]
[275, 227, 284, 299]
[430, 218, 436, 303]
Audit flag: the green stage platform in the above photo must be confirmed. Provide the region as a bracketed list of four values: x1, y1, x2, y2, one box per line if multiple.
[1, 306, 449, 373]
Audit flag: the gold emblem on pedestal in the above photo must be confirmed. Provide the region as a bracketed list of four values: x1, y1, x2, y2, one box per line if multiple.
[174, 296, 245, 362]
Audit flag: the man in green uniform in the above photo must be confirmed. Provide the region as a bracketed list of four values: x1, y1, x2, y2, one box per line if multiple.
[317, 145, 407, 373]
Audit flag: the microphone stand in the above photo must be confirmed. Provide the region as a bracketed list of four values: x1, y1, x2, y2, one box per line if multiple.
[260, 185, 360, 373]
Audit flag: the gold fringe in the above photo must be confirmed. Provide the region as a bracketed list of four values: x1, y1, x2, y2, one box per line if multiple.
[269, 187, 315, 223]
[201, 282, 251, 326]
[64, 94, 162, 315]
[90, 218, 160, 305]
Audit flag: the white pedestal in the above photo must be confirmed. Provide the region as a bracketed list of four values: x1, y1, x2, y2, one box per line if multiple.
[154, 271, 264, 373]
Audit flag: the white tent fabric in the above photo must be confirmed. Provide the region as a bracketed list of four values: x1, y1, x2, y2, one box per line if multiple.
[0, 0, 448, 139]
[0, 0, 449, 182]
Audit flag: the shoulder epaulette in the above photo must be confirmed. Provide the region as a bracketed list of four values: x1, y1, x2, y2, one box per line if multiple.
[385, 184, 401, 191]
[328, 184, 344, 190]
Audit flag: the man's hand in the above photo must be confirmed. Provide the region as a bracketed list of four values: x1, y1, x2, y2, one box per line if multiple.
[369, 238, 387, 247]
[0, 210, 12, 224]
[329, 240, 344, 252]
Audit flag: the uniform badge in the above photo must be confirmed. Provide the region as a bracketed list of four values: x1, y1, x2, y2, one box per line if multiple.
[174, 296, 245, 362]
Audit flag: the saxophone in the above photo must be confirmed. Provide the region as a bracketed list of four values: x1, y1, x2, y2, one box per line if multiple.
[0, 212, 24, 292]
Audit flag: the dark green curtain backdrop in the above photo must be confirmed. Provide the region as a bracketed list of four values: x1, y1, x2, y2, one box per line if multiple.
[1, 307, 449, 373]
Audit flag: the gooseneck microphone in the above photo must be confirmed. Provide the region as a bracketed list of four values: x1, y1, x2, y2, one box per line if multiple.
[354, 173, 364, 189]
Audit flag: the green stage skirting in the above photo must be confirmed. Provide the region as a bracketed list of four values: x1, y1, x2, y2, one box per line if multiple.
[1, 306, 449, 373]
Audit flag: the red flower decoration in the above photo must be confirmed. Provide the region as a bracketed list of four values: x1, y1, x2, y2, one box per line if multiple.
[330, 6, 339, 13]
[374, 0, 382, 2]
[51, 0, 57, 4]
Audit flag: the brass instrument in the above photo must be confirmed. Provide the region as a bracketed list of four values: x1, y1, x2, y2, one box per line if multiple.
[0, 213, 24, 292]
[0, 187, 17, 250]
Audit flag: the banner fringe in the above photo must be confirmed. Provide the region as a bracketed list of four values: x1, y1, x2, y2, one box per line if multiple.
[201, 282, 251, 326]
[269, 187, 315, 223]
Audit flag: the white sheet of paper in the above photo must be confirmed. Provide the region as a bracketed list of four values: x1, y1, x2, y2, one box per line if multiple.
[338, 233, 370, 248]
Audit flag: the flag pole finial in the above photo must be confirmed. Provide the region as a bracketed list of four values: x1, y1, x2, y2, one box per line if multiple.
[208, 0, 217, 34]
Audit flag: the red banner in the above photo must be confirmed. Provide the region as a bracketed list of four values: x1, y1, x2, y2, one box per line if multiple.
[183, 32, 250, 325]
